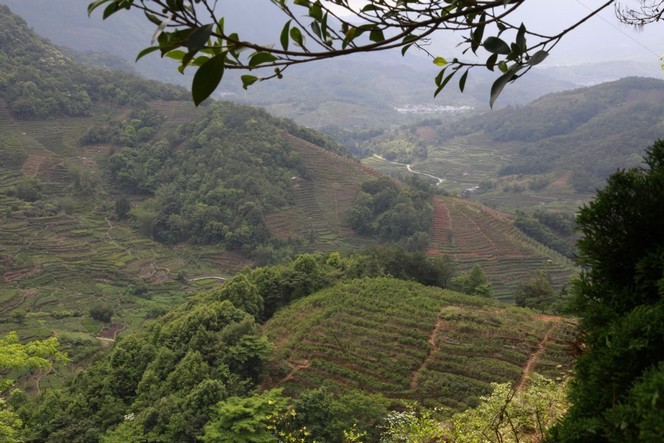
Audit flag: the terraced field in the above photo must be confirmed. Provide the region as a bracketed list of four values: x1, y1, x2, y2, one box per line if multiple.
[264, 133, 380, 252]
[428, 196, 576, 299]
[0, 101, 230, 351]
[264, 278, 576, 410]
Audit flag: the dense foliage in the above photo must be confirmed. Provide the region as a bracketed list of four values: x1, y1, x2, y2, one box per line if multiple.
[13, 248, 456, 442]
[449, 264, 494, 298]
[514, 211, 577, 259]
[347, 177, 433, 251]
[83, 95, 351, 255]
[0, 6, 185, 119]
[0, 333, 67, 442]
[551, 140, 664, 441]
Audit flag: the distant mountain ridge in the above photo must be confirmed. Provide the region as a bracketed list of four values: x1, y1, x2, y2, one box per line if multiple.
[4, 0, 660, 128]
[443, 76, 664, 192]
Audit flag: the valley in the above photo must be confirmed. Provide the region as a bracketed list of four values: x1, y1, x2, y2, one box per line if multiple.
[1, 2, 663, 442]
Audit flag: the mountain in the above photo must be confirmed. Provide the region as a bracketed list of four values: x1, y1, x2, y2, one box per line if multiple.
[264, 278, 575, 409]
[362, 77, 664, 215]
[0, 4, 370, 359]
[17, 265, 576, 442]
[3, 0, 660, 129]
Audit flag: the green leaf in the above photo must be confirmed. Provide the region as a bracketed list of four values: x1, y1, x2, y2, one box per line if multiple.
[102, 2, 120, 19]
[434, 68, 446, 87]
[361, 4, 382, 12]
[165, 49, 186, 61]
[241, 75, 259, 90]
[135, 46, 160, 62]
[187, 24, 213, 52]
[248, 52, 278, 68]
[144, 12, 162, 26]
[434, 71, 455, 98]
[527, 50, 549, 66]
[490, 64, 522, 108]
[290, 27, 304, 47]
[486, 53, 498, 71]
[433, 57, 448, 67]
[88, 0, 111, 16]
[483, 37, 511, 55]
[342, 27, 356, 49]
[516, 23, 527, 50]
[471, 14, 486, 54]
[369, 28, 385, 43]
[459, 70, 469, 93]
[311, 21, 322, 38]
[280, 20, 291, 50]
[192, 53, 225, 106]
[400, 34, 419, 56]
[309, 1, 323, 20]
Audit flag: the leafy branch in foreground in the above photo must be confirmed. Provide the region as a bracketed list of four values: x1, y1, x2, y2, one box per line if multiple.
[87, 0, 644, 106]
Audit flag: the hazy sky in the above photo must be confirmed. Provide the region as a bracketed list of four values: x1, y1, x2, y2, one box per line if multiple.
[324, 0, 663, 66]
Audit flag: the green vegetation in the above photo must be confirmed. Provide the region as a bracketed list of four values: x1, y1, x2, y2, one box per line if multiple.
[551, 140, 664, 442]
[449, 264, 494, 298]
[0, 5, 185, 119]
[427, 196, 577, 300]
[514, 272, 564, 313]
[265, 277, 574, 411]
[347, 177, 433, 251]
[514, 211, 577, 259]
[363, 78, 664, 214]
[6, 3, 664, 441]
[0, 333, 67, 442]
[12, 253, 573, 442]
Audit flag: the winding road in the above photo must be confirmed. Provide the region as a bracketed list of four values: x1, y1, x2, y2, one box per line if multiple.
[372, 154, 445, 185]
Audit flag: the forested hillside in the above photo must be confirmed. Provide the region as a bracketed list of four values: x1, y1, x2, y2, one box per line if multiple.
[13, 252, 574, 442]
[0, 5, 184, 119]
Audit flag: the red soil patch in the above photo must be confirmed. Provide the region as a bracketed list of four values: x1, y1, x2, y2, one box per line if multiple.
[551, 171, 571, 189]
[429, 196, 452, 247]
[21, 154, 49, 176]
[514, 319, 561, 392]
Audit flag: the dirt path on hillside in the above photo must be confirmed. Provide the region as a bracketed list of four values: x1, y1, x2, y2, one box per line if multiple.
[410, 312, 449, 390]
[276, 359, 311, 386]
[514, 316, 562, 392]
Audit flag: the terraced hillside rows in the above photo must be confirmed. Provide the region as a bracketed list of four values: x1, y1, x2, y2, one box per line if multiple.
[428, 196, 576, 299]
[264, 278, 576, 410]
[264, 133, 381, 252]
[0, 101, 227, 351]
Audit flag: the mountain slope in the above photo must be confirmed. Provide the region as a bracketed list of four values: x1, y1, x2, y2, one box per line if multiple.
[426, 196, 575, 299]
[264, 278, 576, 410]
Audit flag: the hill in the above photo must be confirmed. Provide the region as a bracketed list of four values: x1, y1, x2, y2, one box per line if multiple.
[425, 196, 575, 299]
[0, 3, 576, 367]
[264, 278, 576, 410]
[17, 271, 576, 442]
[0, 4, 372, 365]
[363, 77, 664, 202]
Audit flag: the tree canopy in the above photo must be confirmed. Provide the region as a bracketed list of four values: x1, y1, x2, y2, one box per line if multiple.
[550, 140, 664, 441]
[87, 1, 660, 106]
